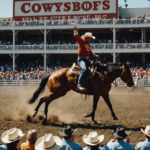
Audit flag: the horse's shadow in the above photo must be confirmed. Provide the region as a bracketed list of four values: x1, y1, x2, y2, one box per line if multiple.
[44, 121, 143, 132]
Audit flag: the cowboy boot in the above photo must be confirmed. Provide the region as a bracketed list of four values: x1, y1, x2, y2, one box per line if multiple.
[78, 85, 86, 92]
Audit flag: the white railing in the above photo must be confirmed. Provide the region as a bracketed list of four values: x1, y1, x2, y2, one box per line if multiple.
[115, 19, 150, 25]
[1, 18, 150, 28]
[0, 45, 13, 50]
[0, 77, 139, 91]
[116, 43, 150, 49]
[46, 20, 75, 26]
[0, 80, 41, 91]
[0, 80, 23, 91]
[46, 44, 113, 51]
[141, 79, 150, 91]
[1, 79, 150, 91]
[0, 43, 149, 51]
[15, 21, 44, 27]
[23, 80, 41, 87]
[77, 19, 113, 25]
[15, 45, 44, 50]
[0, 21, 13, 27]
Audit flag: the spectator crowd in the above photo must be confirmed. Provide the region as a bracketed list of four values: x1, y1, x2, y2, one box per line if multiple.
[1, 37, 150, 46]
[0, 61, 150, 81]
[0, 125, 150, 150]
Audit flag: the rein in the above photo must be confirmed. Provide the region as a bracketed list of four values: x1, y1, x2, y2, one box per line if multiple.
[106, 67, 127, 86]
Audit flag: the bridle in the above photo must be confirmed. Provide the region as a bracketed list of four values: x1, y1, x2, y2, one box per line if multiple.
[115, 67, 130, 86]
[107, 66, 129, 86]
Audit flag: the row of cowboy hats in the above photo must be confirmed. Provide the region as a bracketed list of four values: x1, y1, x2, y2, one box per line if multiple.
[1, 125, 150, 150]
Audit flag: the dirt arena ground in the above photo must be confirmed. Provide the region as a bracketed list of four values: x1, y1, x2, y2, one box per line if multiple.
[0, 87, 150, 147]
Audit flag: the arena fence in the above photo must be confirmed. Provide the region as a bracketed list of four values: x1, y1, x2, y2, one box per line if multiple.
[0, 78, 146, 92]
[141, 79, 150, 91]
[0, 80, 24, 91]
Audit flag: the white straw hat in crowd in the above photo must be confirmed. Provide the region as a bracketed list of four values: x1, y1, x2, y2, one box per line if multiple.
[1, 128, 25, 144]
[83, 132, 104, 146]
[141, 125, 150, 137]
[35, 133, 62, 150]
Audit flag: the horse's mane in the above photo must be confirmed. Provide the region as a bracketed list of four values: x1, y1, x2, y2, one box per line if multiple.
[96, 62, 123, 73]
[106, 62, 123, 73]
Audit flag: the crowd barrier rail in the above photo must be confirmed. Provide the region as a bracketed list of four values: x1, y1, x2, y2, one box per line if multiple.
[1, 18, 150, 28]
[1, 43, 150, 51]
[0, 77, 146, 92]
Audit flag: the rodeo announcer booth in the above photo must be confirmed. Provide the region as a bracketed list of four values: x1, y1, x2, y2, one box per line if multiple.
[74, 25, 99, 92]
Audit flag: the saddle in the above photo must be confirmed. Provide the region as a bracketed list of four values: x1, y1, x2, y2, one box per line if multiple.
[68, 62, 96, 80]
[68, 62, 106, 99]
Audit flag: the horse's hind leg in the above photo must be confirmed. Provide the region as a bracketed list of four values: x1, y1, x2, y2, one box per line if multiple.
[32, 97, 46, 117]
[102, 94, 118, 120]
[43, 90, 68, 121]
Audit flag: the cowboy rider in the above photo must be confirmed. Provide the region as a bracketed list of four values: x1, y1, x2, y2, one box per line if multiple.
[74, 25, 99, 91]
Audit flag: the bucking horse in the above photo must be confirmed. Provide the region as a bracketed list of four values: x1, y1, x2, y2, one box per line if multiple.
[28, 62, 134, 124]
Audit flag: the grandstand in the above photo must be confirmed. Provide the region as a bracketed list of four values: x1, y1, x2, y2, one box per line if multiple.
[0, 0, 150, 71]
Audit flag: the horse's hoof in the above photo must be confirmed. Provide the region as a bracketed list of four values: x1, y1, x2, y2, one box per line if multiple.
[91, 120, 99, 125]
[42, 118, 47, 125]
[113, 116, 118, 120]
[32, 111, 37, 118]
[84, 113, 91, 117]
[26, 114, 32, 122]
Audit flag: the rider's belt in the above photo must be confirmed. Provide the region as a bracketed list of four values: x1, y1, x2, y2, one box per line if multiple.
[78, 55, 89, 59]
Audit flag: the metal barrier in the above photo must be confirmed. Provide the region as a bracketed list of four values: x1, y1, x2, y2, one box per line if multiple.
[115, 19, 150, 25]
[0, 45, 13, 50]
[15, 45, 44, 50]
[116, 43, 150, 50]
[141, 79, 150, 91]
[23, 80, 41, 87]
[0, 43, 149, 51]
[0, 80, 23, 91]
[0, 78, 147, 92]
[46, 44, 113, 51]
[1, 18, 150, 28]
[0, 21, 13, 27]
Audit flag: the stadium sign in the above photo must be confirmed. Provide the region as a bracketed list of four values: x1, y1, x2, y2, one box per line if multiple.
[13, 0, 118, 21]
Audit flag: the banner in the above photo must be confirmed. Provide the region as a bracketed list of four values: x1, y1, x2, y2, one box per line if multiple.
[13, 0, 118, 21]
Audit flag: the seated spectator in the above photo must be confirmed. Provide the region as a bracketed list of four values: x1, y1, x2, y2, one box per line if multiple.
[1, 128, 25, 150]
[35, 133, 61, 150]
[58, 125, 82, 150]
[107, 125, 134, 150]
[83, 131, 109, 150]
[21, 129, 38, 150]
[135, 125, 150, 150]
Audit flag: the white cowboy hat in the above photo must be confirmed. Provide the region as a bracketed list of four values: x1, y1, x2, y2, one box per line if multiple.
[141, 125, 150, 137]
[83, 132, 104, 146]
[35, 134, 62, 150]
[81, 32, 95, 39]
[1, 128, 25, 144]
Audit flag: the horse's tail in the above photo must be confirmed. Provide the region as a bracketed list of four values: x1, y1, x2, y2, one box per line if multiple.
[28, 74, 51, 104]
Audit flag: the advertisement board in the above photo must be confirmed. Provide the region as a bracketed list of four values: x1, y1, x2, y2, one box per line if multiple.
[13, 0, 118, 21]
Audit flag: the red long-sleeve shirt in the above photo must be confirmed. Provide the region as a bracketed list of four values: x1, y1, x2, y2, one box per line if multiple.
[74, 34, 94, 57]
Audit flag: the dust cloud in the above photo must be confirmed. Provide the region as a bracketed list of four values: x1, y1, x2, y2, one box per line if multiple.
[1, 85, 148, 124]
[1, 86, 89, 124]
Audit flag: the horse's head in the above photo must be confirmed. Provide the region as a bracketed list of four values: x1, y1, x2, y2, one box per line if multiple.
[120, 62, 134, 87]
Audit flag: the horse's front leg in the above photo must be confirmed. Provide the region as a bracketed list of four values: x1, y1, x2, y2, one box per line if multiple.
[102, 94, 118, 120]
